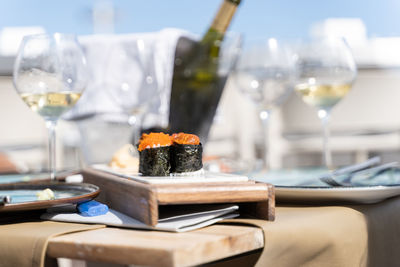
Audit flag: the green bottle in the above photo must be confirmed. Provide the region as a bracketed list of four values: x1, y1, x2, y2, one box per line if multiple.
[168, 0, 241, 142]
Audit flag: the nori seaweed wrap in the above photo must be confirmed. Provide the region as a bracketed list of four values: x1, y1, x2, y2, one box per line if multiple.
[171, 133, 203, 173]
[139, 146, 171, 176]
[170, 143, 203, 173]
[138, 133, 172, 176]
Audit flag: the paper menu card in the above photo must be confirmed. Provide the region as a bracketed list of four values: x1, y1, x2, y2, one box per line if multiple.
[41, 204, 239, 232]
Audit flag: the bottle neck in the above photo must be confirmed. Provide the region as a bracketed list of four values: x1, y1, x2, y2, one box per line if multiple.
[209, 0, 240, 34]
[193, 0, 240, 64]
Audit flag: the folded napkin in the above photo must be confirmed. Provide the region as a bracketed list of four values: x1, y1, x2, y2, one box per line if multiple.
[343, 165, 400, 186]
[42, 204, 239, 232]
[219, 196, 400, 267]
[251, 168, 328, 186]
[253, 157, 400, 187]
[0, 219, 104, 267]
[218, 206, 368, 267]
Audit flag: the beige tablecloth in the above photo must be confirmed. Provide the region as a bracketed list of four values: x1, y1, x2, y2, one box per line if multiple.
[0, 212, 104, 267]
[220, 196, 400, 267]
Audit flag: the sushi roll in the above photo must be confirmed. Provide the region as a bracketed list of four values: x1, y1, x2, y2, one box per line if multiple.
[170, 132, 203, 173]
[137, 132, 173, 176]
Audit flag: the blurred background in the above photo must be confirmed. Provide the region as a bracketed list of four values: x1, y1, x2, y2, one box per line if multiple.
[2, 0, 400, 38]
[2, 0, 400, 172]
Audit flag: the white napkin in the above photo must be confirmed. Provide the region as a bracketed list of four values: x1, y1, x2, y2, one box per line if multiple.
[41, 204, 239, 232]
[63, 28, 195, 129]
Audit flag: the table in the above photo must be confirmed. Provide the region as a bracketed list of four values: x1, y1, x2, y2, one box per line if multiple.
[46, 195, 400, 267]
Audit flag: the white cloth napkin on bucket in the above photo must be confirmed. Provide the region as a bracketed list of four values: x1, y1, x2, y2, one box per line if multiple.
[63, 28, 195, 128]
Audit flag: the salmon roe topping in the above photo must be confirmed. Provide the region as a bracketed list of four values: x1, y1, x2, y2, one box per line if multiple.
[138, 132, 173, 151]
[172, 132, 200, 145]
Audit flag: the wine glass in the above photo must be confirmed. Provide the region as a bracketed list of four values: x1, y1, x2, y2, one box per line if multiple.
[294, 36, 357, 169]
[105, 38, 159, 146]
[13, 33, 88, 180]
[234, 38, 296, 170]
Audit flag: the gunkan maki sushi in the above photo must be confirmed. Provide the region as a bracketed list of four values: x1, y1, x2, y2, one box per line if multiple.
[137, 132, 173, 176]
[170, 132, 203, 173]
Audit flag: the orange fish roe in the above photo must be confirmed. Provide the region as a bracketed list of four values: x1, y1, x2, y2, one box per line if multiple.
[172, 132, 200, 145]
[138, 132, 173, 152]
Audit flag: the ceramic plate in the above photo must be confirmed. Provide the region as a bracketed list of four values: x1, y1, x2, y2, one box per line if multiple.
[0, 183, 99, 212]
[275, 184, 400, 204]
[252, 168, 400, 204]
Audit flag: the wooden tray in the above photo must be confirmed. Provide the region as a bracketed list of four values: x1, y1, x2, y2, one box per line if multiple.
[83, 168, 275, 226]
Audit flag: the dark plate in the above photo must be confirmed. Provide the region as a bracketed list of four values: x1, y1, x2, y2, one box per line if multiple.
[0, 182, 100, 212]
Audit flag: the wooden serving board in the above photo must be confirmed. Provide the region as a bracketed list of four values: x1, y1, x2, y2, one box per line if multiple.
[47, 225, 264, 267]
[82, 167, 275, 226]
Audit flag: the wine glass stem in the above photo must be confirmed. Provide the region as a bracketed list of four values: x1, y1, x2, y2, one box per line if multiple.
[319, 109, 332, 169]
[46, 120, 57, 181]
[259, 110, 270, 170]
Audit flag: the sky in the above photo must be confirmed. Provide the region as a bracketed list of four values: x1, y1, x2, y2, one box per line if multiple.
[1, 0, 400, 40]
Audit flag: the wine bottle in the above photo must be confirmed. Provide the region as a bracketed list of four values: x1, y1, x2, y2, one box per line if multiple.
[168, 0, 241, 142]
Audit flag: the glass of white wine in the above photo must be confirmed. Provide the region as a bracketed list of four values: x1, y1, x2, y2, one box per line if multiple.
[294, 37, 357, 169]
[234, 38, 295, 170]
[13, 33, 88, 180]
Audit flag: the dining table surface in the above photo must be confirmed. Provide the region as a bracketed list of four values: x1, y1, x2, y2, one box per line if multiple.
[41, 194, 400, 267]
[1, 163, 400, 266]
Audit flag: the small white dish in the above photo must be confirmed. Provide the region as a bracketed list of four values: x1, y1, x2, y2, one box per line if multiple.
[91, 164, 249, 184]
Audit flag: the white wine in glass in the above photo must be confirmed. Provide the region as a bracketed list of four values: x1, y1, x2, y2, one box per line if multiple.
[295, 83, 352, 109]
[20, 92, 82, 120]
[13, 33, 88, 180]
[294, 37, 356, 169]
